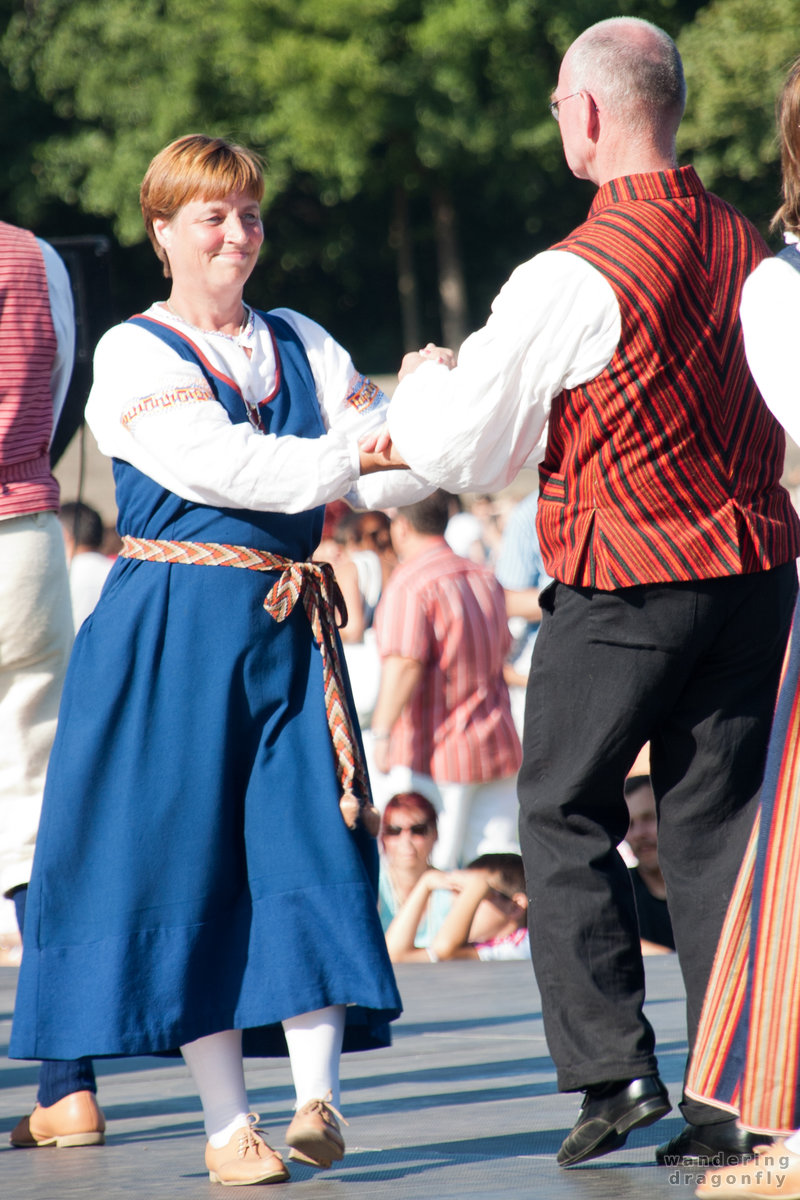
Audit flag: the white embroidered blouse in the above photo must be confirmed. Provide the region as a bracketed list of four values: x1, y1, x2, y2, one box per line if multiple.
[86, 302, 431, 514]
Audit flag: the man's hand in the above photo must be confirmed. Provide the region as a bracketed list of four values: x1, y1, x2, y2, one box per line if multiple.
[370, 654, 425, 772]
[370, 728, 391, 775]
[398, 343, 456, 381]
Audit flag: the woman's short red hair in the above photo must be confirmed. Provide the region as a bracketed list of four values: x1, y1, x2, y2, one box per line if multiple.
[140, 134, 265, 277]
[381, 792, 439, 838]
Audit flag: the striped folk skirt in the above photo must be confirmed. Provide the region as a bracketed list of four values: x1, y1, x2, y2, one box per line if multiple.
[685, 597, 800, 1135]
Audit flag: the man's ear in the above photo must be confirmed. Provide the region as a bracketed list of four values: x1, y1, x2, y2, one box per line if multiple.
[391, 514, 409, 540]
[513, 891, 529, 911]
[584, 92, 601, 142]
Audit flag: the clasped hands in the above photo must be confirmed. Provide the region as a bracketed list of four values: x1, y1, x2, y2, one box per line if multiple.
[358, 343, 456, 474]
[399, 342, 457, 381]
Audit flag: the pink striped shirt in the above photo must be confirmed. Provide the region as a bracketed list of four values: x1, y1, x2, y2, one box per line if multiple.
[374, 539, 521, 783]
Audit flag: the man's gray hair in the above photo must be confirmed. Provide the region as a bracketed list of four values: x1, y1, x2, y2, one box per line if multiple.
[568, 18, 686, 137]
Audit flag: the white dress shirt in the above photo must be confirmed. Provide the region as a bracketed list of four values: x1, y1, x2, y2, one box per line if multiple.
[387, 250, 621, 493]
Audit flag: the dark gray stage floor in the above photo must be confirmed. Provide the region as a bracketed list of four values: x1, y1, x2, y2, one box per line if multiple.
[1, 958, 702, 1199]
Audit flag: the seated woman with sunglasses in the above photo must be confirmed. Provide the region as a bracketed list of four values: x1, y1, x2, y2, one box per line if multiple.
[385, 852, 529, 963]
[378, 793, 452, 947]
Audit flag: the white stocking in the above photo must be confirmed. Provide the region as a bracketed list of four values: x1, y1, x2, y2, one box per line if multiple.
[282, 1005, 345, 1110]
[180, 1029, 249, 1147]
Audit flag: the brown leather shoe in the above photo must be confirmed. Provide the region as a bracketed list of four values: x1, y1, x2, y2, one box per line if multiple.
[285, 1097, 347, 1169]
[205, 1115, 289, 1186]
[10, 1090, 106, 1148]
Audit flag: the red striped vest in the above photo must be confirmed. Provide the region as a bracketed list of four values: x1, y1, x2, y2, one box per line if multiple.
[537, 166, 800, 589]
[0, 221, 60, 518]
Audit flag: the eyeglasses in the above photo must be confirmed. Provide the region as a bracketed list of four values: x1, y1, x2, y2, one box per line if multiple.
[549, 91, 582, 122]
[383, 823, 431, 838]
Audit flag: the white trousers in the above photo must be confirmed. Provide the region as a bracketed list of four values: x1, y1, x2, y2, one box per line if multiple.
[0, 512, 73, 897]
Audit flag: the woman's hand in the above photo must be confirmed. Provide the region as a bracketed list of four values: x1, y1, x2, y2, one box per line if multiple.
[358, 429, 408, 473]
[398, 343, 456, 382]
[420, 867, 450, 892]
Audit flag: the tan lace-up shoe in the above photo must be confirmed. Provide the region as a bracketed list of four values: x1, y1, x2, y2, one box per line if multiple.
[10, 1090, 106, 1148]
[286, 1097, 347, 1169]
[205, 1115, 289, 1186]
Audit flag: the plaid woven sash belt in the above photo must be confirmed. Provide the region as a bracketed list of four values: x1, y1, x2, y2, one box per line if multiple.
[120, 535, 379, 835]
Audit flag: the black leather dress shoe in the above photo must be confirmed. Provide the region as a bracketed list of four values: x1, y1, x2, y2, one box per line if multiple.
[655, 1120, 766, 1166]
[557, 1076, 671, 1167]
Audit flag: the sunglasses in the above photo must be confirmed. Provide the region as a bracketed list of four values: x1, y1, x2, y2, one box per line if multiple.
[383, 823, 431, 837]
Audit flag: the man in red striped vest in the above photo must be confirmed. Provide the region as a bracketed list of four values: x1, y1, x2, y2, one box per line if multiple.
[0, 222, 105, 1148]
[386, 17, 800, 1170]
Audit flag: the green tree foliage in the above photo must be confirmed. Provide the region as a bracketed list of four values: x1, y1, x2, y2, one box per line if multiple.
[2, 0, 707, 361]
[677, 0, 800, 236]
[0, 0, 74, 229]
[3, 0, 550, 231]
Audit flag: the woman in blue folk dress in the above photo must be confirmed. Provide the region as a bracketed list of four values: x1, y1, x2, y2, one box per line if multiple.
[10, 134, 429, 1186]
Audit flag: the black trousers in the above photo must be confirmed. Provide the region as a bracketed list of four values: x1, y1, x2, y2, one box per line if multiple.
[518, 564, 797, 1121]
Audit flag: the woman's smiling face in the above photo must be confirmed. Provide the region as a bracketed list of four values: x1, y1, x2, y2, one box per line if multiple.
[153, 190, 263, 293]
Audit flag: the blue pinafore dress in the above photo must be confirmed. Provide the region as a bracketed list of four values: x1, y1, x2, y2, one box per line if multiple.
[10, 312, 401, 1062]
